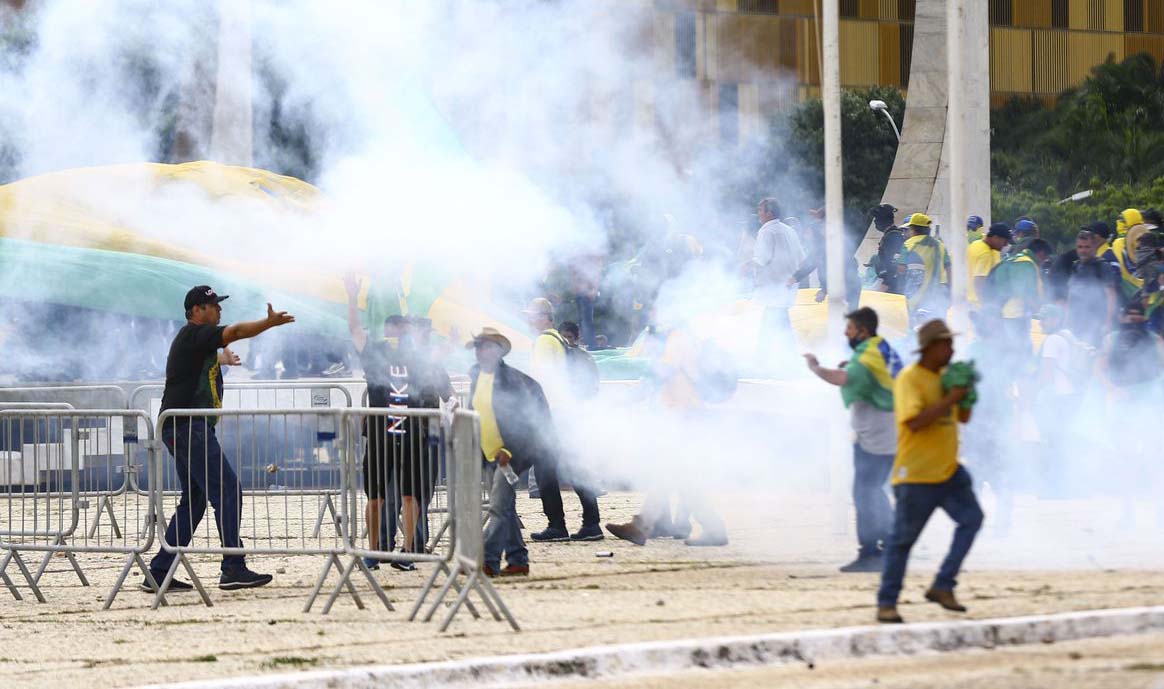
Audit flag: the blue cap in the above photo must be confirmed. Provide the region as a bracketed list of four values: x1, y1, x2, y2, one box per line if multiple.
[967, 215, 984, 229]
[1014, 218, 1038, 234]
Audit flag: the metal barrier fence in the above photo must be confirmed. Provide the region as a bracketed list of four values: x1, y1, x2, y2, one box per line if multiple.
[145, 406, 514, 629]
[0, 409, 155, 609]
[149, 408, 349, 609]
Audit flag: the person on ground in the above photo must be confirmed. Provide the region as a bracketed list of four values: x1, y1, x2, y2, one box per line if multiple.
[876, 320, 983, 624]
[468, 327, 558, 577]
[869, 204, 903, 294]
[523, 297, 603, 542]
[749, 198, 806, 357]
[606, 324, 729, 547]
[805, 307, 902, 572]
[1067, 230, 1120, 347]
[896, 213, 950, 326]
[966, 223, 1009, 311]
[144, 286, 294, 593]
[965, 215, 985, 244]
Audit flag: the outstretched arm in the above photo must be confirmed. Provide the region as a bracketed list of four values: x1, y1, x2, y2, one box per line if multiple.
[222, 303, 295, 346]
[803, 353, 847, 386]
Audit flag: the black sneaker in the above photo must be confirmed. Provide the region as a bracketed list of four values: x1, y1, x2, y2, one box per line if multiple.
[390, 561, 416, 572]
[531, 526, 570, 542]
[139, 575, 193, 593]
[570, 524, 605, 541]
[839, 555, 883, 573]
[219, 567, 273, 590]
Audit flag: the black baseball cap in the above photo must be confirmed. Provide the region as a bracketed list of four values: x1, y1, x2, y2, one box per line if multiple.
[184, 285, 229, 311]
[986, 223, 1012, 241]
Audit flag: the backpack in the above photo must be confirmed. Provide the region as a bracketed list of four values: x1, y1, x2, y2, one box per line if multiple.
[1107, 327, 1162, 388]
[545, 331, 601, 399]
[694, 339, 739, 404]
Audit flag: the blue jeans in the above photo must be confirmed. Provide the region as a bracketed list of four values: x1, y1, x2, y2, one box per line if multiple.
[853, 444, 894, 557]
[483, 465, 527, 570]
[151, 418, 245, 575]
[877, 465, 983, 607]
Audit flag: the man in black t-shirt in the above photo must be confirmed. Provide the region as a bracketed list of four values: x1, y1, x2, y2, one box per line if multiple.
[345, 275, 452, 571]
[144, 286, 294, 594]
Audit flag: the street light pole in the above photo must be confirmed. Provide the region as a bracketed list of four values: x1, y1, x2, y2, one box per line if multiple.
[869, 100, 901, 142]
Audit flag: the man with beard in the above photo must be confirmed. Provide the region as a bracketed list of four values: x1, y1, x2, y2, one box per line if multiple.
[805, 307, 902, 572]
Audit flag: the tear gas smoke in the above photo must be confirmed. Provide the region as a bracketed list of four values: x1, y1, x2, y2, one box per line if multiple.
[0, 0, 1161, 570]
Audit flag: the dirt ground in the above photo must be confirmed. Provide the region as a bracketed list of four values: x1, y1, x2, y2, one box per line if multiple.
[2, 489, 1164, 689]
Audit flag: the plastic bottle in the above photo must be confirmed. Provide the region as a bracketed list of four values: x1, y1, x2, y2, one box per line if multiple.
[499, 463, 519, 486]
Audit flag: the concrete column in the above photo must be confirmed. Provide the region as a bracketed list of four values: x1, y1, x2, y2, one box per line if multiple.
[209, 0, 254, 167]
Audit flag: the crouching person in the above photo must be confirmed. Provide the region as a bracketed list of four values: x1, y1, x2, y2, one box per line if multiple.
[468, 327, 558, 577]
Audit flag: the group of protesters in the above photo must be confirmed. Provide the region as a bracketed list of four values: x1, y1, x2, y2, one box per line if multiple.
[795, 203, 1164, 623]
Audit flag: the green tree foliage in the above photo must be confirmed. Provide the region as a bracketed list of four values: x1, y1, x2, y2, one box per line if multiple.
[991, 52, 1164, 250]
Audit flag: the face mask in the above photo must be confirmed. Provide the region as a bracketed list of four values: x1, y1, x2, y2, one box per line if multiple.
[848, 335, 864, 350]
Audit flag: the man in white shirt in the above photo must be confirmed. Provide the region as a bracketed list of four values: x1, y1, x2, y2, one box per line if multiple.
[750, 197, 806, 359]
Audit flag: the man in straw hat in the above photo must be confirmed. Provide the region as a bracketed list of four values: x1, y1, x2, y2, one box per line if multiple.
[467, 327, 558, 576]
[877, 319, 983, 624]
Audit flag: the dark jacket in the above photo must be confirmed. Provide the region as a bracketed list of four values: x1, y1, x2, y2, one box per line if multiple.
[467, 360, 558, 475]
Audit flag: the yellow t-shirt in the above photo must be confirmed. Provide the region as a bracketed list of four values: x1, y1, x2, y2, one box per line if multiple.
[473, 372, 505, 462]
[658, 329, 702, 409]
[532, 330, 567, 370]
[892, 363, 959, 485]
[966, 238, 1000, 307]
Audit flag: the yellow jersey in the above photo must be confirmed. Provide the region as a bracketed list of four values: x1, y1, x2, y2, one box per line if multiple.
[892, 363, 959, 485]
[966, 239, 1000, 307]
[472, 372, 505, 461]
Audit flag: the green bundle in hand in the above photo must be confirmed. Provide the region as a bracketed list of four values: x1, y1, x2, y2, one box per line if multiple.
[941, 360, 980, 410]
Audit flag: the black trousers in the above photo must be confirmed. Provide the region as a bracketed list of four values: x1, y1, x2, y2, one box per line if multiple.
[536, 455, 600, 530]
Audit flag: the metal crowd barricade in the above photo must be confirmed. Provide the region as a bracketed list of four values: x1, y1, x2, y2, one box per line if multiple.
[0, 409, 156, 609]
[333, 407, 516, 630]
[150, 408, 353, 609]
[131, 381, 356, 536]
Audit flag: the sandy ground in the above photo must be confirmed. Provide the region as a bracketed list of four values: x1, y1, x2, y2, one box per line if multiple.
[2, 489, 1164, 689]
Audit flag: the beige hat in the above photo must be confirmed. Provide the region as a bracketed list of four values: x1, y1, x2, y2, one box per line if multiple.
[914, 319, 956, 353]
[466, 327, 512, 356]
[521, 297, 554, 318]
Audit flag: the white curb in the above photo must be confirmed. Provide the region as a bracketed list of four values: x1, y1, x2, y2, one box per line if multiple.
[139, 606, 1164, 689]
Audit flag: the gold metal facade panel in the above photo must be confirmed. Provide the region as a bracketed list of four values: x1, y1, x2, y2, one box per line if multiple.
[780, 0, 816, 16]
[1066, 31, 1124, 85]
[1032, 29, 1069, 94]
[1150, 0, 1164, 32]
[716, 14, 782, 81]
[879, 23, 902, 87]
[991, 27, 1034, 93]
[839, 19, 880, 86]
[716, 0, 739, 11]
[1015, 0, 1053, 27]
[879, 0, 899, 21]
[799, 17, 821, 85]
[1069, 0, 1089, 28]
[1126, 34, 1164, 64]
[1105, 0, 1124, 31]
[860, 0, 880, 18]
